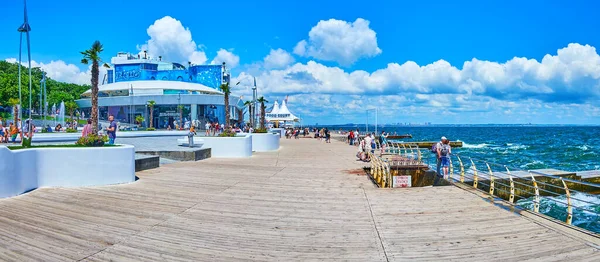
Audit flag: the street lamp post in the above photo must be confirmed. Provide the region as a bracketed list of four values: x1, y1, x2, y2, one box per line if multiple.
[366, 108, 378, 135]
[129, 84, 134, 126]
[253, 77, 258, 128]
[17, 0, 33, 137]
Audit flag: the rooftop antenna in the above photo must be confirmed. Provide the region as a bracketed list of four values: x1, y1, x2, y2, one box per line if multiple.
[143, 50, 147, 59]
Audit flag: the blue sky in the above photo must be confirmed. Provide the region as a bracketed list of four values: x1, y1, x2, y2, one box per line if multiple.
[2, 0, 600, 124]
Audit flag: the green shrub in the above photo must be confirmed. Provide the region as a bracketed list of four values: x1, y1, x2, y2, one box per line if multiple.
[41, 128, 49, 133]
[66, 128, 77, 133]
[254, 127, 268, 133]
[146, 127, 156, 131]
[76, 134, 109, 147]
[218, 129, 237, 137]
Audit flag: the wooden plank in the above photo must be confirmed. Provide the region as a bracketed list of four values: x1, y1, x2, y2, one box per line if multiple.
[0, 137, 597, 261]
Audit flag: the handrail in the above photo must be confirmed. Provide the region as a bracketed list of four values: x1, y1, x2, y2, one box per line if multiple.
[423, 152, 600, 229]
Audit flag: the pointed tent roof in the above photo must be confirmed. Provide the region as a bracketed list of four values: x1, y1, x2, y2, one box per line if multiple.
[278, 100, 291, 115]
[266, 100, 299, 122]
[270, 100, 280, 114]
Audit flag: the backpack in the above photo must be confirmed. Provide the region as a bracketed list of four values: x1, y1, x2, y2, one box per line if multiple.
[431, 142, 439, 153]
[440, 144, 450, 156]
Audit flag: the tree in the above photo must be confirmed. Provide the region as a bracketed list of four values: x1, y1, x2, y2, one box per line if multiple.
[243, 100, 253, 127]
[147, 100, 156, 128]
[219, 82, 231, 127]
[65, 101, 78, 128]
[135, 115, 144, 127]
[80, 41, 109, 135]
[257, 96, 268, 129]
[8, 97, 19, 125]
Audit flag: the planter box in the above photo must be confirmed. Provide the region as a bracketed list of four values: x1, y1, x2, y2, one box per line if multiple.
[237, 133, 280, 152]
[200, 135, 252, 158]
[0, 145, 135, 199]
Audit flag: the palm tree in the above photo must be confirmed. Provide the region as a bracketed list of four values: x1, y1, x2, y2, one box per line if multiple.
[65, 101, 78, 128]
[147, 100, 156, 128]
[80, 40, 109, 135]
[8, 98, 19, 126]
[257, 96, 268, 129]
[243, 100, 253, 127]
[219, 82, 231, 127]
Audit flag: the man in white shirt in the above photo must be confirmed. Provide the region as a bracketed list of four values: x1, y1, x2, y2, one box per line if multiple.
[364, 135, 373, 156]
[205, 122, 211, 136]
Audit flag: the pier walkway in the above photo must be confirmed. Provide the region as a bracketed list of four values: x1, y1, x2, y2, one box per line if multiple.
[0, 139, 598, 261]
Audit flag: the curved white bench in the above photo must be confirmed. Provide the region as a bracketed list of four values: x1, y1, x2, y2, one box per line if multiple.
[0, 145, 135, 199]
[198, 135, 252, 158]
[237, 133, 280, 152]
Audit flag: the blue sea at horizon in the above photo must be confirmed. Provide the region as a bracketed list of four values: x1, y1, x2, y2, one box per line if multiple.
[324, 126, 600, 172]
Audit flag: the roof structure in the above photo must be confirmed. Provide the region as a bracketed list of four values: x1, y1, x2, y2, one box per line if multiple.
[81, 80, 223, 98]
[270, 101, 280, 114]
[266, 100, 299, 122]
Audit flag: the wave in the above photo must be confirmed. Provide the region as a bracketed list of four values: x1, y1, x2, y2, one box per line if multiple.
[520, 160, 544, 169]
[516, 192, 600, 233]
[462, 142, 490, 149]
[578, 145, 590, 151]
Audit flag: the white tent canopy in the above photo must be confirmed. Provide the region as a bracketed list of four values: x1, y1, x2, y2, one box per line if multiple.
[270, 101, 280, 114]
[266, 100, 298, 122]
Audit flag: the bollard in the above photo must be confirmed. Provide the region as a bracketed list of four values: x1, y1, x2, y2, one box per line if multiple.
[188, 132, 194, 148]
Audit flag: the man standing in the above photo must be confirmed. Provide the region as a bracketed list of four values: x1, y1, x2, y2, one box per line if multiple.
[435, 136, 447, 176]
[205, 121, 211, 136]
[106, 115, 117, 144]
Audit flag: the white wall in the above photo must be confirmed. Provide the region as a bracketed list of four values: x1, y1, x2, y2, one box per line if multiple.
[0, 145, 135, 199]
[237, 133, 280, 152]
[200, 135, 252, 158]
[31, 131, 189, 143]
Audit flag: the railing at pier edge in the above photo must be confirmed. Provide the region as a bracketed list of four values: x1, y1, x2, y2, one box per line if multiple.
[344, 136, 598, 231]
[441, 152, 598, 228]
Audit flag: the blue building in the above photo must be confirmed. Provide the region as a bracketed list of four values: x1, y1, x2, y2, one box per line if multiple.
[75, 52, 244, 129]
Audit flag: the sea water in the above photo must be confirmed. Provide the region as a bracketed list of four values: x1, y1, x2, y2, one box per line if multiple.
[326, 125, 600, 232]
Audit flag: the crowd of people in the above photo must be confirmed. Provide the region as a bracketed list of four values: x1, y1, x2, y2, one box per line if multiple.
[0, 117, 36, 144]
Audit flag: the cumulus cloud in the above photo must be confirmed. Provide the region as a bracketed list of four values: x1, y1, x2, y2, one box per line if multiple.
[237, 43, 600, 106]
[137, 16, 208, 65]
[5, 58, 107, 86]
[264, 48, 295, 69]
[210, 49, 240, 68]
[294, 18, 382, 66]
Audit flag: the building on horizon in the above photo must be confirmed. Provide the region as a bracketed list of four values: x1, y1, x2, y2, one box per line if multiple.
[75, 52, 244, 129]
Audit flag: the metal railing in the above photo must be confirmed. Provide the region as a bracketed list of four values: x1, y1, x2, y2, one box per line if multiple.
[430, 152, 600, 229]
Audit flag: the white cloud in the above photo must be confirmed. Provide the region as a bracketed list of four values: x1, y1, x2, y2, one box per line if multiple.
[232, 43, 600, 123]
[264, 48, 295, 69]
[294, 18, 382, 66]
[5, 58, 107, 86]
[137, 16, 208, 65]
[237, 43, 600, 105]
[210, 49, 240, 68]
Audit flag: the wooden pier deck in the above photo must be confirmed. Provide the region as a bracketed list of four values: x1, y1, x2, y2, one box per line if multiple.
[0, 138, 598, 261]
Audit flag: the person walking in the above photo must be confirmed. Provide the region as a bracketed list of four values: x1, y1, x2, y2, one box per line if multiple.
[205, 121, 211, 136]
[106, 115, 118, 144]
[82, 119, 92, 137]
